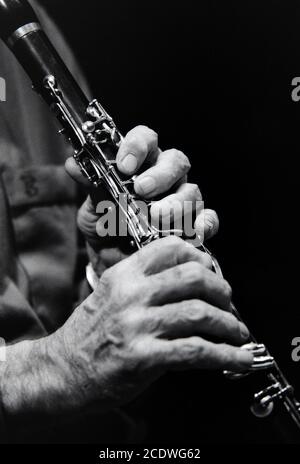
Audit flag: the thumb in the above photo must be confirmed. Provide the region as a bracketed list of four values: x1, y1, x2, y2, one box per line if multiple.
[65, 157, 91, 188]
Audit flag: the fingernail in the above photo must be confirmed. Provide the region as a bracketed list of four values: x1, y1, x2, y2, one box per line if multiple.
[206, 220, 214, 231]
[204, 220, 215, 239]
[136, 176, 156, 195]
[121, 154, 138, 174]
[239, 322, 250, 340]
[236, 349, 253, 368]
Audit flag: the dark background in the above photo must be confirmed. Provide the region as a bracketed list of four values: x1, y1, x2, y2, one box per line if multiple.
[41, 0, 300, 442]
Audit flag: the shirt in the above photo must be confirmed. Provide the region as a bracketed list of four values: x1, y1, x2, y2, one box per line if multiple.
[0, 1, 85, 341]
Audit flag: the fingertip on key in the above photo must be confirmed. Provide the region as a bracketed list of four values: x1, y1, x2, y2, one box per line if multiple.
[120, 154, 138, 174]
[236, 348, 254, 369]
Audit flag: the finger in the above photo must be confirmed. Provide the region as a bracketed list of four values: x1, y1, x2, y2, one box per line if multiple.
[134, 149, 191, 199]
[116, 125, 159, 175]
[65, 157, 91, 188]
[147, 300, 249, 345]
[195, 209, 220, 242]
[148, 260, 232, 310]
[77, 195, 98, 240]
[152, 337, 253, 372]
[77, 196, 120, 251]
[131, 236, 212, 275]
[150, 182, 202, 225]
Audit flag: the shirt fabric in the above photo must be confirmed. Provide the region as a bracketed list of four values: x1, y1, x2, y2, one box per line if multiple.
[0, 1, 83, 340]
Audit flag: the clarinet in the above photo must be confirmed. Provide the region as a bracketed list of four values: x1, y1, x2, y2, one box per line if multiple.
[1, 0, 300, 440]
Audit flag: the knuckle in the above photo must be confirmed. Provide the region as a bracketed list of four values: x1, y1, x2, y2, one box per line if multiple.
[135, 124, 152, 133]
[162, 235, 184, 249]
[123, 308, 142, 330]
[132, 125, 158, 144]
[222, 311, 238, 331]
[105, 311, 150, 370]
[186, 300, 210, 324]
[189, 183, 203, 201]
[118, 342, 144, 373]
[199, 252, 213, 269]
[146, 315, 163, 335]
[134, 124, 149, 131]
[140, 125, 158, 140]
[223, 280, 233, 302]
[185, 261, 204, 281]
[126, 337, 155, 372]
[167, 304, 188, 327]
[135, 246, 148, 268]
[127, 279, 146, 301]
[170, 264, 186, 282]
[196, 304, 210, 323]
[182, 339, 203, 363]
[129, 135, 148, 154]
[104, 312, 127, 347]
[221, 343, 236, 363]
[171, 149, 191, 172]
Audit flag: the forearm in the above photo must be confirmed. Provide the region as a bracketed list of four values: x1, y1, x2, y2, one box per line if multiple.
[0, 332, 77, 438]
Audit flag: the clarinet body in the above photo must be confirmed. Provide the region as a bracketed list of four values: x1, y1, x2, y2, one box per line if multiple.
[1, 0, 300, 440]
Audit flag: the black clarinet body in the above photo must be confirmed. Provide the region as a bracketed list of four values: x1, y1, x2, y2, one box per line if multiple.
[0, 0, 87, 130]
[1, 0, 300, 443]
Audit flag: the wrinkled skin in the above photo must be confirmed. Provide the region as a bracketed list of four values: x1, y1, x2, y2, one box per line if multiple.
[59, 236, 252, 412]
[0, 128, 253, 432]
[54, 125, 253, 413]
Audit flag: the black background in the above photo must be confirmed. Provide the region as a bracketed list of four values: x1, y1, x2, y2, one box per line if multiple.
[41, 0, 300, 442]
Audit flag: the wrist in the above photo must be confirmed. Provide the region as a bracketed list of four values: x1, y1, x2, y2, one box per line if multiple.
[0, 333, 79, 436]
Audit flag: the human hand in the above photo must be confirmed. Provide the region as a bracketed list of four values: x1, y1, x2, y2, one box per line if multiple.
[66, 125, 219, 273]
[58, 237, 252, 411]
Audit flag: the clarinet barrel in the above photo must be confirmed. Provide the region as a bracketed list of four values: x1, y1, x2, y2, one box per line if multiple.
[0, 0, 89, 127]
